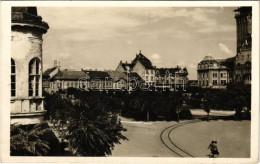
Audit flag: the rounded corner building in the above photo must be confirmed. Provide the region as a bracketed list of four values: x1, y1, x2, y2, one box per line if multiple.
[11, 7, 49, 125]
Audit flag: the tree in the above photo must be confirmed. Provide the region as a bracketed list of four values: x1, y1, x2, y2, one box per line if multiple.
[45, 90, 127, 156]
[10, 122, 51, 156]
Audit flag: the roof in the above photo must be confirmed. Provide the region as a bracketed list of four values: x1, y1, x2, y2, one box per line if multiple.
[132, 52, 154, 69]
[123, 72, 142, 80]
[52, 70, 86, 80]
[219, 57, 235, 68]
[156, 67, 181, 75]
[84, 70, 110, 80]
[199, 55, 235, 69]
[43, 67, 58, 78]
[12, 7, 49, 32]
[121, 63, 135, 71]
[107, 71, 127, 81]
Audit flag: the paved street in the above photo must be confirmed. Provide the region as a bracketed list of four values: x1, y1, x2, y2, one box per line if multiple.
[111, 115, 250, 157]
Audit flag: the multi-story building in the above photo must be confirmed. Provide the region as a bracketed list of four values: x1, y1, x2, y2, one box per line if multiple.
[43, 67, 142, 92]
[155, 67, 189, 89]
[197, 56, 234, 89]
[234, 7, 252, 84]
[11, 7, 49, 124]
[116, 50, 189, 89]
[44, 69, 87, 92]
[116, 50, 156, 85]
[197, 7, 252, 88]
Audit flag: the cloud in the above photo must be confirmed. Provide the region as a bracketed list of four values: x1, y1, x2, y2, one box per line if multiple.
[58, 52, 71, 60]
[151, 53, 162, 66]
[218, 43, 233, 55]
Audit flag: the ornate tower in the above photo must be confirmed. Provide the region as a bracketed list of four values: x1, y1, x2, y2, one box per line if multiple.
[234, 7, 252, 83]
[11, 7, 49, 124]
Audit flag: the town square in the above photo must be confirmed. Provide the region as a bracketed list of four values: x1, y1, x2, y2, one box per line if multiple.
[4, 3, 256, 162]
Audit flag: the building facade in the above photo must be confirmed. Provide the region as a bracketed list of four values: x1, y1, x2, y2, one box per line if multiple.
[155, 67, 188, 89]
[234, 7, 252, 84]
[116, 51, 156, 85]
[11, 7, 49, 124]
[197, 56, 234, 89]
[116, 50, 188, 89]
[43, 67, 142, 92]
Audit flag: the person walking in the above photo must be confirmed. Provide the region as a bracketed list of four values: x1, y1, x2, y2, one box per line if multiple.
[208, 141, 219, 158]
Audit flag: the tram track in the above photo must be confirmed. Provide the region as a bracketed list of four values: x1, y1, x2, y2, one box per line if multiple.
[160, 119, 204, 157]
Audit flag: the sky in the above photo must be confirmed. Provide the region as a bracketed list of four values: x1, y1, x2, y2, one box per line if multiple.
[38, 7, 237, 80]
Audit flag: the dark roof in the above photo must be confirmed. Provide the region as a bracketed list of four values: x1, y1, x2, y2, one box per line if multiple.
[199, 55, 218, 64]
[199, 56, 235, 69]
[219, 57, 235, 68]
[52, 70, 86, 80]
[107, 71, 127, 80]
[84, 70, 110, 80]
[12, 7, 49, 32]
[156, 67, 181, 75]
[132, 52, 154, 69]
[43, 67, 58, 78]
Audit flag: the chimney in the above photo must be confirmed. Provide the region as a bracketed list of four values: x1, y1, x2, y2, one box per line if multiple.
[54, 60, 57, 67]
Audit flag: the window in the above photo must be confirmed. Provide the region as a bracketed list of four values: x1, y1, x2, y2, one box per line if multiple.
[206, 80, 208, 86]
[221, 80, 226, 86]
[151, 70, 153, 74]
[146, 70, 149, 74]
[11, 59, 16, 97]
[166, 77, 169, 84]
[220, 73, 226, 78]
[213, 80, 217, 86]
[156, 77, 159, 83]
[213, 73, 218, 78]
[146, 76, 148, 81]
[151, 76, 153, 81]
[29, 58, 40, 97]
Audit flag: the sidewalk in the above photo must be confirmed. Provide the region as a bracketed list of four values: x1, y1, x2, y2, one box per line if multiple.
[190, 109, 235, 116]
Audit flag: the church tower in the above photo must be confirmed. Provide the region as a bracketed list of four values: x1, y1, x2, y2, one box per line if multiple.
[234, 7, 252, 84]
[11, 7, 49, 124]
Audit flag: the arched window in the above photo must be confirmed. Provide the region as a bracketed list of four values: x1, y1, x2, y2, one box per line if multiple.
[11, 59, 16, 97]
[29, 58, 40, 97]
